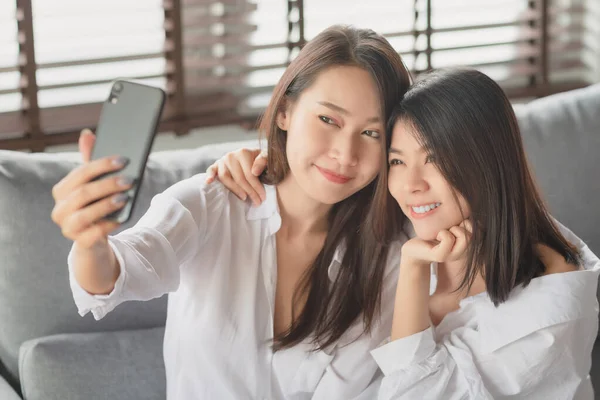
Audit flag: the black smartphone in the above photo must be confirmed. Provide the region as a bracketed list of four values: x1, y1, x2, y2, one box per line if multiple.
[90, 79, 166, 224]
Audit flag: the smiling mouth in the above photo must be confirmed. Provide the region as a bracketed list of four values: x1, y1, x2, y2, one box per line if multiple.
[315, 166, 352, 184]
[408, 202, 441, 218]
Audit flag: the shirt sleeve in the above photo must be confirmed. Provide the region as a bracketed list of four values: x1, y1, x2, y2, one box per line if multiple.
[68, 174, 230, 320]
[371, 317, 597, 400]
[311, 241, 404, 400]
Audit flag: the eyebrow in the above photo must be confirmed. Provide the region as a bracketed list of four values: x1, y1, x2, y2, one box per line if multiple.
[317, 101, 381, 123]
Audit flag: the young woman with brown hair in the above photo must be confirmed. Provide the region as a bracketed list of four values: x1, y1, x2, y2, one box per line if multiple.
[51, 25, 413, 399]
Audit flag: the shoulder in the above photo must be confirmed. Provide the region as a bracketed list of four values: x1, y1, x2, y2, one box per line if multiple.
[157, 173, 248, 218]
[476, 266, 598, 353]
[537, 244, 579, 275]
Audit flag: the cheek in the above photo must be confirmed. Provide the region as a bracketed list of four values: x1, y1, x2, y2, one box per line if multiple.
[455, 196, 471, 219]
[361, 145, 382, 177]
[440, 190, 470, 225]
[287, 118, 328, 158]
[387, 170, 403, 202]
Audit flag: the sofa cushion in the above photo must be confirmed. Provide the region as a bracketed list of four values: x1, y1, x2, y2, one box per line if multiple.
[0, 138, 260, 385]
[19, 327, 165, 400]
[0, 374, 20, 400]
[514, 84, 600, 256]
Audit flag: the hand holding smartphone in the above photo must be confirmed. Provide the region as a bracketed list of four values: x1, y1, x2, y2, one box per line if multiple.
[50, 79, 165, 293]
[90, 79, 166, 224]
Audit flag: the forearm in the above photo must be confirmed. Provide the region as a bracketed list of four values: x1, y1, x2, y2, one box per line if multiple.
[72, 239, 120, 295]
[391, 262, 431, 340]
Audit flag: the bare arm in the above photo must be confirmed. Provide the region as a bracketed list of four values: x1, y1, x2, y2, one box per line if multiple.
[71, 240, 120, 295]
[391, 261, 431, 340]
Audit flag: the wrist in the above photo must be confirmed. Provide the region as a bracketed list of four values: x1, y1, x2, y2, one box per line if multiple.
[397, 259, 431, 288]
[400, 256, 431, 271]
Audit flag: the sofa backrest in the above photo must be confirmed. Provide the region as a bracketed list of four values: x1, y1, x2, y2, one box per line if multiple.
[0, 139, 260, 387]
[515, 84, 600, 256]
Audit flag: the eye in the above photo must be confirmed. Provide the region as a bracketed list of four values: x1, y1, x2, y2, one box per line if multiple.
[363, 130, 380, 139]
[319, 115, 336, 125]
[389, 159, 404, 166]
[425, 154, 436, 164]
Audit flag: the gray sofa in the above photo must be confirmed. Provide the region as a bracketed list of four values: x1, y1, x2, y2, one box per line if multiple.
[0, 85, 599, 400]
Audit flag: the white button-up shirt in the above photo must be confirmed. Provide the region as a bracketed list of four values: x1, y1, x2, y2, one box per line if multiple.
[68, 174, 403, 400]
[371, 226, 600, 400]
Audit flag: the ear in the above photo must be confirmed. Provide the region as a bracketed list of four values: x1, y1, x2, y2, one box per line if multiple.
[276, 99, 290, 132]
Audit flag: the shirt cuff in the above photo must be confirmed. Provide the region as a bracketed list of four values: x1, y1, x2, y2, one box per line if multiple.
[67, 238, 127, 320]
[370, 327, 437, 376]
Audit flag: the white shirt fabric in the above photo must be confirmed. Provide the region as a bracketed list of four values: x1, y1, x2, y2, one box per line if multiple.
[68, 174, 404, 400]
[371, 226, 600, 400]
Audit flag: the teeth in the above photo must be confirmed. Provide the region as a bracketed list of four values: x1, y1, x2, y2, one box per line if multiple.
[412, 203, 441, 214]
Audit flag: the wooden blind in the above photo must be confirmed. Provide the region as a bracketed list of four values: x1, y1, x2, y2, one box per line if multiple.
[408, 0, 589, 98]
[0, 0, 594, 152]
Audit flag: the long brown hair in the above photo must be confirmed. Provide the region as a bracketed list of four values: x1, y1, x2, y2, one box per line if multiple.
[258, 25, 411, 350]
[373, 68, 580, 306]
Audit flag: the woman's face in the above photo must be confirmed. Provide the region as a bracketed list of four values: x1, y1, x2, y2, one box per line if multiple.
[387, 120, 470, 241]
[278, 65, 384, 205]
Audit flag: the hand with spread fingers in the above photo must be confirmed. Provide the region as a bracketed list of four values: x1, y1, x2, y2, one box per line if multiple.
[204, 148, 268, 206]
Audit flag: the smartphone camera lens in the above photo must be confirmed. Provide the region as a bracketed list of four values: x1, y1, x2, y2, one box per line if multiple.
[113, 82, 123, 93]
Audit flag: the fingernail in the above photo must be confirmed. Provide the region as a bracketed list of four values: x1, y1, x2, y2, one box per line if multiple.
[117, 177, 135, 187]
[80, 129, 93, 136]
[112, 156, 129, 167]
[112, 193, 129, 204]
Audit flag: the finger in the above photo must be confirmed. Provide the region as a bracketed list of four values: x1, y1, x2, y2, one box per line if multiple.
[239, 153, 266, 202]
[217, 160, 247, 201]
[78, 129, 96, 163]
[53, 155, 129, 201]
[205, 163, 217, 184]
[433, 230, 456, 261]
[225, 154, 262, 206]
[76, 220, 121, 249]
[461, 219, 473, 234]
[52, 175, 135, 225]
[449, 226, 469, 260]
[251, 151, 268, 177]
[61, 192, 130, 239]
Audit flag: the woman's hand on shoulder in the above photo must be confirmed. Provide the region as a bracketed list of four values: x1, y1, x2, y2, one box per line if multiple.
[205, 148, 267, 206]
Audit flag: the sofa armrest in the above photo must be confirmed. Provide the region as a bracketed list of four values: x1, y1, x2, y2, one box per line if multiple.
[0, 374, 21, 400]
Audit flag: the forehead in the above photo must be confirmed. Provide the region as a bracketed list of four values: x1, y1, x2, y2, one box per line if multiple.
[302, 66, 382, 115]
[391, 119, 422, 151]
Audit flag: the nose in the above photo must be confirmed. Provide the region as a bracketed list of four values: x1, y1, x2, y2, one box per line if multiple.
[328, 133, 358, 167]
[403, 165, 429, 193]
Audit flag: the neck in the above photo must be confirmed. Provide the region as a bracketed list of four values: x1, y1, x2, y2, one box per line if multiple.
[435, 259, 485, 296]
[276, 174, 332, 238]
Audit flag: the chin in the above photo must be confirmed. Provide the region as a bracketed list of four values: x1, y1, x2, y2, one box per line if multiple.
[306, 188, 350, 205]
[306, 178, 366, 205]
[415, 231, 440, 242]
[413, 224, 443, 242]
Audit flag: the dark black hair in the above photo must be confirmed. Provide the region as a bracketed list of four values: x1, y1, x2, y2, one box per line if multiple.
[373, 68, 580, 306]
